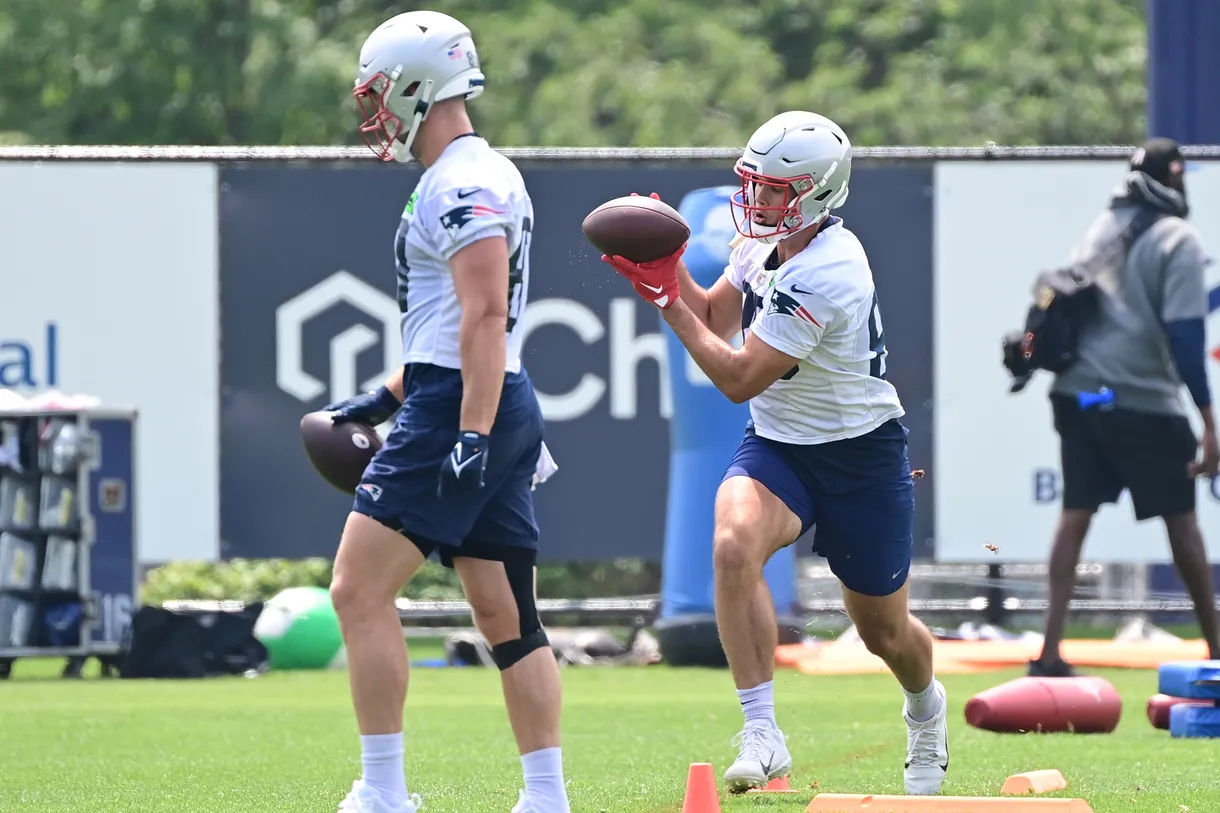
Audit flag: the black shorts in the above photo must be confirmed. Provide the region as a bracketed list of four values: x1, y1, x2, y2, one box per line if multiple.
[723, 420, 914, 597]
[1051, 394, 1197, 521]
[352, 364, 544, 568]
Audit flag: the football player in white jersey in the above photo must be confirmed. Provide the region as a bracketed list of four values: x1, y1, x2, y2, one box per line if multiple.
[603, 112, 948, 796]
[320, 12, 569, 813]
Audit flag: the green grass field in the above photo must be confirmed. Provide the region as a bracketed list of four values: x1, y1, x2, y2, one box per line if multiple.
[2, 647, 1216, 813]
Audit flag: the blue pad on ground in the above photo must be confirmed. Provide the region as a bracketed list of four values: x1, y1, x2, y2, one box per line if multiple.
[1158, 660, 1220, 700]
[1170, 703, 1220, 738]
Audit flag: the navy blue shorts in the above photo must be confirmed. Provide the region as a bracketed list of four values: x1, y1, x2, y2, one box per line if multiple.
[352, 363, 544, 567]
[723, 419, 915, 597]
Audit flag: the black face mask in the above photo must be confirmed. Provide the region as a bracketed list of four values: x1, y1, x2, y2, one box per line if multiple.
[1161, 173, 1189, 213]
[1165, 173, 1187, 200]
[1123, 170, 1190, 218]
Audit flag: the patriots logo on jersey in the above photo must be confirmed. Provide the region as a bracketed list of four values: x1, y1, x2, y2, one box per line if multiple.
[439, 202, 505, 235]
[768, 289, 822, 326]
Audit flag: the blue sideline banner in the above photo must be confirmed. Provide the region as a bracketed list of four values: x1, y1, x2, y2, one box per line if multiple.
[217, 162, 934, 561]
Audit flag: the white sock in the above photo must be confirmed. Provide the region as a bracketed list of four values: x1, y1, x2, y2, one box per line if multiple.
[736, 680, 777, 728]
[360, 733, 407, 805]
[904, 679, 944, 723]
[521, 747, 570, 813]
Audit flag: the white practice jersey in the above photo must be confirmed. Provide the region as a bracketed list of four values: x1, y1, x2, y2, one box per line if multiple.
[723, 217, 905, 445]
[394, 134, 534, 372]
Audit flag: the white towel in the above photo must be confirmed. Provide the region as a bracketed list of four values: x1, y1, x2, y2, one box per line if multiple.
[531, 441, 558, 491]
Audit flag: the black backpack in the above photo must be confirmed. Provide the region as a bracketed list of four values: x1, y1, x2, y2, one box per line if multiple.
[1002, 207, 1163, 393]
[117, 602, 268, 679]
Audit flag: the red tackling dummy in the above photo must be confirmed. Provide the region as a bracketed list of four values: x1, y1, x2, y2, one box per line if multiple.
[1146, 693, 1213, 730]
[964, 676, 1122, 734]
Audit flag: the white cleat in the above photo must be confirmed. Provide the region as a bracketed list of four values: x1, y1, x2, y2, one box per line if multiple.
[723, 723, 793, 794]
[903, 680, 949, 795]
[337, 780, 423, 813]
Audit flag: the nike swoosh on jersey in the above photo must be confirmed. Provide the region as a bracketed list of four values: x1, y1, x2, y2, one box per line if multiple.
[789, 282, 818, 297]
[456, 187, 480, 199]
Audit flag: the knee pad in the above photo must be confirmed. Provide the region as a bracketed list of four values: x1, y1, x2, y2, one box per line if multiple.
[489, 551, 549, 671]
[491, 630, 550, 671]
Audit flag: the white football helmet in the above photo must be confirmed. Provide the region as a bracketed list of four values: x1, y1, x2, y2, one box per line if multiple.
[353, 11, 486, 162]
[729, 111, 852, 243]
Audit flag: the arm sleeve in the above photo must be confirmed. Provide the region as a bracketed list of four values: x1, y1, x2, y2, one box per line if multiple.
[1165, 319, 1212, 408]
[430, 184, 516, 261]
[749, 285, 837, 359]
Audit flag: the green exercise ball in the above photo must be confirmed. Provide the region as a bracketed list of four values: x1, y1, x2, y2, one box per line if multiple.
[253, 586, 347, 670]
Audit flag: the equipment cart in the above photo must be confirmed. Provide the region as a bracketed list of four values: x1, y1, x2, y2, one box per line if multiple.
[0, 408, 139, 678]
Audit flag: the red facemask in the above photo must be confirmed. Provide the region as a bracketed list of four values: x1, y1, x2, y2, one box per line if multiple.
[353, 74, 414, 162]
[729, 161, 811, 240]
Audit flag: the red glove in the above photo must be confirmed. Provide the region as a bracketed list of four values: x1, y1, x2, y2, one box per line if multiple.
[602, 244, 685, 309]
[601, 191, 685, 308]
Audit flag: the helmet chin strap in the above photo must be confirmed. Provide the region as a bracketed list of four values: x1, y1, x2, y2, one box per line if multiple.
[753, 225, 787, 245]
[390, 78, 435, 164]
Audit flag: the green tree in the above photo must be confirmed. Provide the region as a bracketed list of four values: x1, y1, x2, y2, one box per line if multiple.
[0, 0, 1149, 148]
[778, 0, 1148, 146]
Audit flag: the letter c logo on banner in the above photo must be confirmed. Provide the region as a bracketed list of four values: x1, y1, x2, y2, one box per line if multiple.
[517, 299, 606, 421]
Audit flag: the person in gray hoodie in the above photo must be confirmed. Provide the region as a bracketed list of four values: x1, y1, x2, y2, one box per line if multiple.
[1031, 137, 1220, 677]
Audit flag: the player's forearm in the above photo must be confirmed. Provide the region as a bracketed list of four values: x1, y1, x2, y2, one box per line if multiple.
[676, 261, 713, 326]
[1201, 405, 1216, 433]
[662, 300, 748, 403]
[458, 312, 507, 435]
[383, 365, 406, 402]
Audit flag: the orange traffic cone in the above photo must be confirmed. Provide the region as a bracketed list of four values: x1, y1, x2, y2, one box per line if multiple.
[682, 763, 721, 813]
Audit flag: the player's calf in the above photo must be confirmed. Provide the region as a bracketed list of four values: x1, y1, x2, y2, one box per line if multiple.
[710, 477, 803, 794]
[455, 553, 570, 813]
[712, 477, 803, 692]
[331, 512, 431, 812]
[842, 584, 938, 712]
[853, 610, 934, 689]
[841, 584, 947, 795]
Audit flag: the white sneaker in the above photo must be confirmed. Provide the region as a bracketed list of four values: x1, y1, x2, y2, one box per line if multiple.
[903, 680, 949, 795]
[337, 780, 423, 813]
[723, 723, 792, 793]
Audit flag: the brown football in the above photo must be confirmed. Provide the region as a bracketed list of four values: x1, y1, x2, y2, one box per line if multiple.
[581, 195, 691, 263]
[300, 411, 382, 493]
